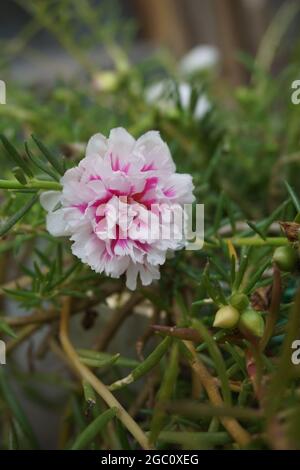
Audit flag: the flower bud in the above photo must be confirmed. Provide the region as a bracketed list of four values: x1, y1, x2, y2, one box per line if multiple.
[229, 293, 249, 311]
[239, 309, 264, 338]
[213, 305, 240, 329]
[273, 245, 298, 272]
[93, 71, 119, 92]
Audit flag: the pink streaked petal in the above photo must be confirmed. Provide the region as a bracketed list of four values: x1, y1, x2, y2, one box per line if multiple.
[110, 153, 131, 175]
[133, 177, 158, 204]
[122, 162, 131, 174]
[91, 193, 112, 208]
[110, 153, 120, 171]
[111, 238, 129, 255]
[163, 187, 176, 198]
[144, 177, 158, 192]
[108, 188, 130, 197]
[141, 162, 156, 172]
[134, 131, 176, 175]
[73, 202, 88, 214]
[89, 175, 102, 181]
[95, 214, 105, 224]
[134, 240, 150, 252]
[162, 173, 195, 204]
[140, 198, 158, 209]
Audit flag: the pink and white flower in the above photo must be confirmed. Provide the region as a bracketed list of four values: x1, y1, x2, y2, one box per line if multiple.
[40, 128, 195, 290]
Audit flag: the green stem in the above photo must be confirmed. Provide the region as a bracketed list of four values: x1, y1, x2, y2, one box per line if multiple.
[0, 179, 62, 191]
[223, 237, 288, 247]
[201, 237, 288, 251]
[79, 354, 120, 369]
[109, 336, 172, 391]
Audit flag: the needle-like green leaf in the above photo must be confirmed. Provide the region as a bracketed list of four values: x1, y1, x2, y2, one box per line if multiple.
[0, 194, 39, 237]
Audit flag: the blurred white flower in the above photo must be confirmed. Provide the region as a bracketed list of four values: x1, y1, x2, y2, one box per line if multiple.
[145, 81, 167, 107]
[179, 45, 220, 76]
[146, 80, 211, 120]
[177, 82, 211, 119]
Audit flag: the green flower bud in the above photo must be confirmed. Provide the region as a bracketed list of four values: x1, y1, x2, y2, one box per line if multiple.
[273, 245, 298, 272]
[229, 293, 249, 311]
[93, 71, 119, 92]
[239, 309, 264, 338]
[213, 305, 240, 329]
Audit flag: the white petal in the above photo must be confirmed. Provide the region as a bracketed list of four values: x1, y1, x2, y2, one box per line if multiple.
[86, 133, 107, 159]
[40, 191, 61, 211]
[145, 81, 166, 104]
[63, 207, 88, 231]
[146, 247, 166, 265]
[106, 255, 130, 277]
[179, 45, 220, 75]
[194, 95, 211, 119]
[113, 240, 131, 257]
[126, 263, 139, 290]
[71, 230, 104, 268]
[60, 166, 97, 205]
[139, 263, 160, 286]
[105, 174, 133, 194]
[61, 166, 82, 185]
[86, 179, 108, 199]
[46, 208, 71, 237]
[62, 180, 96, 205]
[145, 80, 176, 113]
[178, 83, 191, 110]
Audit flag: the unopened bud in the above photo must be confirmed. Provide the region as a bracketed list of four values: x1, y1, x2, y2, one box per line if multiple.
[213, 305, 240, 329]
[273, 245, 298, 272]
[93, 72, 119, 92]
[239, 309, 264, 338]
[229, 293, 249, 311]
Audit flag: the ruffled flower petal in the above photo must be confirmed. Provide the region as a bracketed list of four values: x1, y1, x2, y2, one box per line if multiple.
[40, 191, 72, 237]
[86, 133, 107, 159]
[135, 131, 176, 175]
